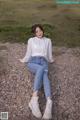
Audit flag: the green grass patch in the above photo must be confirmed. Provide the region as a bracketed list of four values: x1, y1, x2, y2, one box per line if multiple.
[0, 23, 80, 48]
[0, 24, 55, 44]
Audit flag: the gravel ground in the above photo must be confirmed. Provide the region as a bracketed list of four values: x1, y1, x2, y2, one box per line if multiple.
[0, 42, 80, 120]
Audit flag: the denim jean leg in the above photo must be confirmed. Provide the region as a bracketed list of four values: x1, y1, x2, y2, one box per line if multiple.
[26, 56, 51, 96]
[40, 59, 52, 99]
[26, 62, 44, 91]
[33, 65, 46, 91]
[43, 71, 52, 99]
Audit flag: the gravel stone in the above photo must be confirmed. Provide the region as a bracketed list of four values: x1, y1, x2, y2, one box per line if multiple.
[0, 42, 80, 120]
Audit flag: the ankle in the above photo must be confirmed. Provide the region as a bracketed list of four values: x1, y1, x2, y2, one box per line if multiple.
[47, 97, 52, 101]
[33, 91, 38, 97]
[47, 97, 52, 104]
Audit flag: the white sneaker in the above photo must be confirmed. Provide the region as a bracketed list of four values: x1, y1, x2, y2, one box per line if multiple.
[43, 99, 53, 119]
[29, 96, 42, 118]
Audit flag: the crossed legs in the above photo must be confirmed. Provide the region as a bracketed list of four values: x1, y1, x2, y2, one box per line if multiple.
[27, 62, 52, 119]
[27, 62, 51, 98]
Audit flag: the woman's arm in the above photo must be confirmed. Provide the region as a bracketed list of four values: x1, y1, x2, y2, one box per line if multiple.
[47, 39, 54, 63]
[19, 39, 32, 63]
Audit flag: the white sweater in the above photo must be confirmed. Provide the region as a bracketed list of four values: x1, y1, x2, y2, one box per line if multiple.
[22, 36, 54, 63]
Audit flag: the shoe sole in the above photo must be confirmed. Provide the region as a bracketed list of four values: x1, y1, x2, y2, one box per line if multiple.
[42, 117, 52, 120]
[42, 114, 52, 120]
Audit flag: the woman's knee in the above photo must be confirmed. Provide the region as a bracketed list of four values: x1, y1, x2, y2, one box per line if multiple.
[26, 62, 48, 74]
[38, 65, 47, 72]
[26, 62, 35, 73]
[26, 62, 31, 70]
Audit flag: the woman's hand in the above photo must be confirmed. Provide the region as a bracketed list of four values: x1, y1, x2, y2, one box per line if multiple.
[19, 59, 25, 63]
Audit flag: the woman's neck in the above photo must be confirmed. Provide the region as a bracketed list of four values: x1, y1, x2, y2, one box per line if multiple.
[35, 36, 44, 39]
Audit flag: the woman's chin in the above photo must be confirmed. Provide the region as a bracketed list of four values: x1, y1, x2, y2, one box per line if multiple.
[37, 36, 43, 38]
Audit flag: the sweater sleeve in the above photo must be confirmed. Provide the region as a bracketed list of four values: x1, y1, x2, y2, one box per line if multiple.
[22, 38, 32, 62]
[47, 39, 54, 63]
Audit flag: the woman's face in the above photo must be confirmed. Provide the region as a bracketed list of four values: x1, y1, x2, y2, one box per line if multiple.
[35, 27, 44, 38]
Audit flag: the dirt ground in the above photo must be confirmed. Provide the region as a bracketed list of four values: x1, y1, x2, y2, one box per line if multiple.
[0, 42, 80, 120]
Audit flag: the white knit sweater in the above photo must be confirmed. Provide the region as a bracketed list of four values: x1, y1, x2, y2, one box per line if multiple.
[22, 36, 54, 63]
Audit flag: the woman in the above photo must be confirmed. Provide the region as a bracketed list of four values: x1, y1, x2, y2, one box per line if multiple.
[19, 24, 54, 119]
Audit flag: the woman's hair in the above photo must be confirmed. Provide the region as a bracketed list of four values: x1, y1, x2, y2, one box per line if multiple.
[31, 24, 44, 34]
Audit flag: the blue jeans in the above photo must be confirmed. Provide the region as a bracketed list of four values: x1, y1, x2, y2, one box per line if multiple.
[26, 56, 51, 99]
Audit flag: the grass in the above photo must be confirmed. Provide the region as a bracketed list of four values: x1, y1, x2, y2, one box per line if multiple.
[0, 0, 80, 47]
[0, 24, 55, 44]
